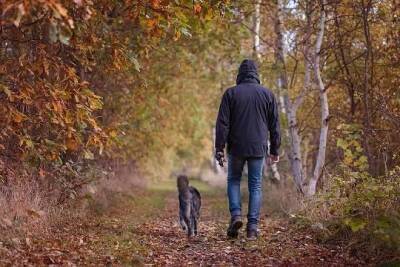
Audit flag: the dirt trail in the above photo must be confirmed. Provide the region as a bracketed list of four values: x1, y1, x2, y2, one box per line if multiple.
[0, 180, 367, 266]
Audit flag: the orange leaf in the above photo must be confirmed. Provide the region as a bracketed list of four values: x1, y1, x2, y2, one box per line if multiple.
[39, 168, 46, 178]
[66, 137, 79, 151]
[146, 18, 158, 29]
[13, 111, 25, 123]
[194, 4, 202, 14]
[150, 0, 161, 9]
[53, 3, 69, 18]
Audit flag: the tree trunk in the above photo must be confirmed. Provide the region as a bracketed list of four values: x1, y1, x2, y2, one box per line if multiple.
[254, 0, 281, 181]
[361, 0, 375, 174]
[274, 0, 304, 193]
[253, 0, 262, 61]
[308, 0, 328, 196]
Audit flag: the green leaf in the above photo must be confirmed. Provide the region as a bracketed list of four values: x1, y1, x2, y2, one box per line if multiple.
[337, 138, 347, 149]
[344, 217, 366, 232]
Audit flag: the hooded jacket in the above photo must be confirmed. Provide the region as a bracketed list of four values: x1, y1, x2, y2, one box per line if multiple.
[215, 59, 281, 157]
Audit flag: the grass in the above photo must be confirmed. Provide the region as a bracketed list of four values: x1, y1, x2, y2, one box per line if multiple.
[148, 177, 216, 193]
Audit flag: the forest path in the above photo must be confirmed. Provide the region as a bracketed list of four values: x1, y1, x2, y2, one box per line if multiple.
[1, 179, 365, 266]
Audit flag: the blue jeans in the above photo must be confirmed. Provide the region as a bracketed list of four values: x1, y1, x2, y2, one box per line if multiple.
[227, 154, 264, 231]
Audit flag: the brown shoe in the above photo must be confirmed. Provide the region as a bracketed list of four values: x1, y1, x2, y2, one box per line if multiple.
[246, 229, 258, 240]
[227, 217, 243, 239]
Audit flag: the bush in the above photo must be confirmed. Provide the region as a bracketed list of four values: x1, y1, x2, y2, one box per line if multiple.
[326, 166, 400, 249]
[299, 124, 400, 259]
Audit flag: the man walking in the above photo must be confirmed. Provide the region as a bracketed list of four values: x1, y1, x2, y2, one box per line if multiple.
[215, 59, 281, 239]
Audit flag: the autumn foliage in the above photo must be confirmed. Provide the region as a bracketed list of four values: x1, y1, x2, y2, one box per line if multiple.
[0, 0, 227, 190]
[0, 0, 399, 263]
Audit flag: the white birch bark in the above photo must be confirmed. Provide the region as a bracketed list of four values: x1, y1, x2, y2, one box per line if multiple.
[253, 0, 281, 181]
[308, 0, 329, 195]
[274, 0, 304, 193]
[253, 0, 262, 61]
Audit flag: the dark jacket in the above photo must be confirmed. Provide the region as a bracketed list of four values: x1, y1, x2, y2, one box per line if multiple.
[215, 59, 281, 157]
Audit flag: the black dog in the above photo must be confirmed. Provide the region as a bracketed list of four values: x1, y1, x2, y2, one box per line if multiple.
[177, 175, 201, 237]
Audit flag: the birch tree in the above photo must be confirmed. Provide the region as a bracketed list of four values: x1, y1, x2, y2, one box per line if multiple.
[308, 0, 329, 195]
[252, 0, 261, 61]
[251, 0, 281, 181]
[273, 0, 330, 195]
[274, 0, 304, 192]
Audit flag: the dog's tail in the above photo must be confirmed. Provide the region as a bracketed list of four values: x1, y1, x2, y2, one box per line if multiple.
[177, 175, 189, 192]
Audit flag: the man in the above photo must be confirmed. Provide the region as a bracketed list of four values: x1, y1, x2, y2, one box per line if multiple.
[215, 59, 281, 240]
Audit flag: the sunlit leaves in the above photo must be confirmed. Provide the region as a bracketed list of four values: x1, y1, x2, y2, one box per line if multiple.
[0, 0, 230, 176]
[336, 124, 369, 172]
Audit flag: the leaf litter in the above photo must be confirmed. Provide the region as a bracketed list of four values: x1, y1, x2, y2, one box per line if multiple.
[0, 186, 370, 266]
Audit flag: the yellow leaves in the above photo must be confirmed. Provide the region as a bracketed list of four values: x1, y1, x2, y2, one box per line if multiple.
[109, 130, 118, 138]
[87, 134, 104, 155]
[19, 137, 34, 149]
[0, 84, 12, 100]
[87, 117, 101, 132]
[174, 30, 181, 41]
[83, 149, 94, 159]
[65, 111, 74, 125]
[67, 67, 79, 84]
[337, 124, 369, 172]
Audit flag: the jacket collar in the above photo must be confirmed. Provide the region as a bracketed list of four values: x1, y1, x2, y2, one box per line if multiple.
[236, 72, 260, 85]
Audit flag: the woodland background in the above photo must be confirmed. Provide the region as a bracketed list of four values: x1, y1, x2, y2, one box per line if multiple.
[0, 0, 399, 263]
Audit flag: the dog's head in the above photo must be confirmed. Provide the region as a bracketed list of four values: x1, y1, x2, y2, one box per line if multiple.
[177, 175, 189, 190]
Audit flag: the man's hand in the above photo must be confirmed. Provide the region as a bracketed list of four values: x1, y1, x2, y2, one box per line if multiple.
[268, 154, 279, 164]
[215, 151, 226, 167]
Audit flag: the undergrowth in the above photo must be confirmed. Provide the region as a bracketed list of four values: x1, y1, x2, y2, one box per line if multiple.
[296, 166, 400, 262]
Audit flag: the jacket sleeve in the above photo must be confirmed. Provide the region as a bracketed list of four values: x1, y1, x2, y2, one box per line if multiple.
[215, 90, 230, 152]
[267, 93, 281, 156]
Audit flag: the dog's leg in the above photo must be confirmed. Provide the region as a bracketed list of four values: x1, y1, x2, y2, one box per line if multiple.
[179, 214, 188, 231]
[194, 217, 198, 235]
[184, 204, 192, 237]
[185, 218, 192, 237]
[189, 214, 196, 237]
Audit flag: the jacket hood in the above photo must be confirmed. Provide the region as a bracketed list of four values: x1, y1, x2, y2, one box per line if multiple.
[236, 59, 260, 85]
